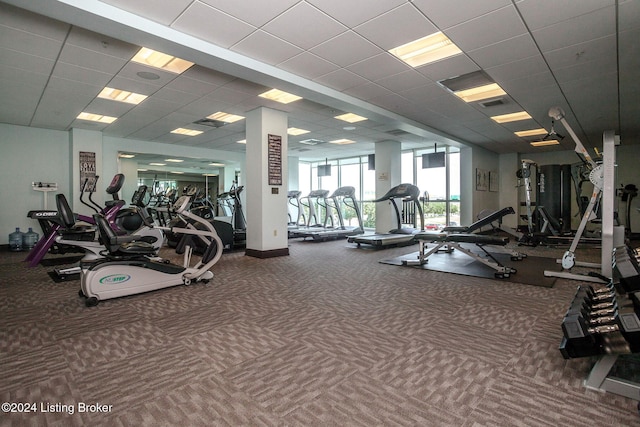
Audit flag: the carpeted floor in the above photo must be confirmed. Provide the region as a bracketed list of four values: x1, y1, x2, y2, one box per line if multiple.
[1, 238, 639, 426]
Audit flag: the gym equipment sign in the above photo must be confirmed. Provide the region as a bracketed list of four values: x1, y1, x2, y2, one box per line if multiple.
[268, 134, 282, 186]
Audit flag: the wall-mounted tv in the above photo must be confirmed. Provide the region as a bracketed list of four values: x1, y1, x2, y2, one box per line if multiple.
[318, 164, 332, 177]
[422, 152, 445, 169]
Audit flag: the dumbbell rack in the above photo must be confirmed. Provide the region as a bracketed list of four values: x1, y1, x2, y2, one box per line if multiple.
[559, 245, 640, 401]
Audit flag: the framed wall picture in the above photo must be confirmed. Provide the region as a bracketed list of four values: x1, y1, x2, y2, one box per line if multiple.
[489, 171, 499, 192]
[476, 168, 488, 191]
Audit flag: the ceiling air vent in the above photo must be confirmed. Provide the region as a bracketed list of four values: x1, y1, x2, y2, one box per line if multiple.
[299, 139, 326, 145]
[193, 118, 228, 128]
[386, 129, 410, 136]
[479, 98, 505, 108]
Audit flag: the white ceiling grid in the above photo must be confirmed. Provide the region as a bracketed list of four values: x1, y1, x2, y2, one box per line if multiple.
[0, 0, 637, 170]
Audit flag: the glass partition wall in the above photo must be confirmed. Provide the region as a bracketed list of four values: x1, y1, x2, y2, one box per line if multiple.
[298, 146, 460, 230]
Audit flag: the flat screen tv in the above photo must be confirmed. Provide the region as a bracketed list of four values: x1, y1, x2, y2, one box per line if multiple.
[318, 164, 332, 177]
[422, 152, 445, 169]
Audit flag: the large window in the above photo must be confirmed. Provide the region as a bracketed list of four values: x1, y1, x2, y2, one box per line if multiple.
[297, 147, 460, 230]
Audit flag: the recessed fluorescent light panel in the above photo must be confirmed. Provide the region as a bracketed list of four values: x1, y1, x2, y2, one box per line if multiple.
[491, 111, 532, 123]
[329, 138, 355, 145]
[287, 127, 310, 136]
[530, 140, 560, 147]
[454, 83, 506, 103]
[131, 47, 193, 74]
[515, 128, 548, 137]
[171, 128, 203, 136]
[259, 89, 302, 104]
[236, 139, 246, 144]
[207, 112, 245, 123]
[334, 113, 367, 123]
[98, 87, 147, 105]
[119, 153, 135, 158]
[389, 31, 462, 67]
[209, 162, 225, 167]
[171, 171, 184, 174]
[149, 162, 166, 166]
[76, 112, 117, 124]
[439, 70, 507, 103]
[164, 159, 184, 163]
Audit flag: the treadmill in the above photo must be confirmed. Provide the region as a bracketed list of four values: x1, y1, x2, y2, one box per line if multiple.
[289, 189, 332, 237]
[292, 186, 364, 241]
[348, 183, 424, 248]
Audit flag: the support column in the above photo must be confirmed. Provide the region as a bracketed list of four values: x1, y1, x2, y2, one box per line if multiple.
[374, 140, 401, 233]
[244, 107, 289, 258]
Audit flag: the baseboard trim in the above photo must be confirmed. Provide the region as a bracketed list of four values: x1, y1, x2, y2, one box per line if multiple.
[245, 247, 289, 258]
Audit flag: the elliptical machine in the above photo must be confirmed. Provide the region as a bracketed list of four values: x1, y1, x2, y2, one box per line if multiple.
[25, 174, 163, 269]
[79, 194, 223, 307]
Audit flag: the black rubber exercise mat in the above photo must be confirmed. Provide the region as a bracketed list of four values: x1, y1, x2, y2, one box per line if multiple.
[380, 246, 557, 287]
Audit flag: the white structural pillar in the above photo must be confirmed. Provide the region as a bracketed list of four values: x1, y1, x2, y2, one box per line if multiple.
[244, 107, 289, 258]
[374, 140, 401, 233]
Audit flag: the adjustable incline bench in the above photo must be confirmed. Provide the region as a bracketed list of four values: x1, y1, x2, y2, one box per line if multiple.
[402, 207, 525, 279]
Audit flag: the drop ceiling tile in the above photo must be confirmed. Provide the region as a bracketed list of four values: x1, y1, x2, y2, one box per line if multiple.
[397, 82, 445, 104]
[172, 2, 257, 49]
[516, 0, 613, 31]
[58, 44, 129, 74]
[531, 7, 615, 52]
[0, 62, 50, 87]
[485, 55, 548, 83]
[307, 0, 405, 27]
[412, 0, 511, 29]
[0, 26, 64, 60]
[346, 53, 407, 82]
[52, 62, 113, 87]
[543, 35, 616, 70]
[344, 82, 396, 102]
[152, 86, 202, 106]
[65, 26, 139, 60]
[231, 30, 302, 65]
[314, 68, 369, 92]
[354, 3, 438, 50]
[310, 31, 382, 68]
[278, 52, 340, 80]
[446, 5, 527, 52]
[102, 0, 192, 25]
[261, 2, 347, 50]
[163, 76, 219, 96]
[619, 0, 640, 31]
[0, 47, 55, 75]
[467, 34, 539, 69]
[374, 70, 432, 93]
[0, 3, 70, 40]
[181, 65, 236, 86]
[199, 0, 299, 27]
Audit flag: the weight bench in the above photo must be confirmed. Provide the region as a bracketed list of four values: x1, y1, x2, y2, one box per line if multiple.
[442, 206, 515, 234]
[402, 231, 525, 279]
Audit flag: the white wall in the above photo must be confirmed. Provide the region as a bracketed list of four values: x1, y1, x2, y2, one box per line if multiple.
[0, 124, 70, 244]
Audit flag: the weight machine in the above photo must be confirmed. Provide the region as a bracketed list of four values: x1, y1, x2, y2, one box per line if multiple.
[543, 107, 618, 283]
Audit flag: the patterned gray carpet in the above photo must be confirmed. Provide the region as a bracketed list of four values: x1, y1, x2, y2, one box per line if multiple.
[1, 239, 638, 426]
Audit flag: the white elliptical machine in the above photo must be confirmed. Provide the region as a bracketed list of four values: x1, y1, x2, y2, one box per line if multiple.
[53, 184, 164, 279]
[79, 194, 223, 306]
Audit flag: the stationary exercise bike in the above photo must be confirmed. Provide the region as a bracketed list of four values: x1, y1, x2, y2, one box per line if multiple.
[79, 194, 223, 306]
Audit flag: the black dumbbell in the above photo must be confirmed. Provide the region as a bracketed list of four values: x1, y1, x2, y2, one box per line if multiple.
[562, 312, 640, 350]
